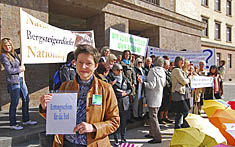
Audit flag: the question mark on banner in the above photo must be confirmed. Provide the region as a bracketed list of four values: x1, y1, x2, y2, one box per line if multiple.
[203, 49, 213, 69]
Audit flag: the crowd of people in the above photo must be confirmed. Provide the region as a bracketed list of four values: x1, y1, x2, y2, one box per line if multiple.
[0, 38, 226, 146]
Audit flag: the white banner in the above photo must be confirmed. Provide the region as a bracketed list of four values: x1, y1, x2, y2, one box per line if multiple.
[46, 93, 77, 134]
[191, 76, 214, 88]
[147, 46, 215, 69]
[20, 9, 76, 64]
[109, 28, 149, 56]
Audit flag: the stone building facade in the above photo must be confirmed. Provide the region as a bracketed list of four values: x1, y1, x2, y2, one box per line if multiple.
[176, 0, 235, 81]
[0, 0, 204, 110]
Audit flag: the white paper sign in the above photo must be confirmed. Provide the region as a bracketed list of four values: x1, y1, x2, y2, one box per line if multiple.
[46, 93, 77, 134]
[191, 76, 214, 88]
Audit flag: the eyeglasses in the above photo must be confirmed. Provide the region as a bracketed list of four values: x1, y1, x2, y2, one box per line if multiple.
[138, 62, 143, 63]
[117, 69, 123, 72]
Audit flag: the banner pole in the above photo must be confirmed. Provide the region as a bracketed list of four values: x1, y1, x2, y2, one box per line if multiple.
[19, 8, 25, 84]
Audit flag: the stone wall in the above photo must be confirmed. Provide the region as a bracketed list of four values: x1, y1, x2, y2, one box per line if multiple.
[159, 27, 201, 51]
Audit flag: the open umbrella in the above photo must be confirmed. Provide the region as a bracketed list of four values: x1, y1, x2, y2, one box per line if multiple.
[185, 113, 226, 146]
[203, 99, 230, 117]
[228, 101, 235, 110]
[213, 144, 230, 147]
[209, 109, 235, 146]
[169, 127, 205, 147]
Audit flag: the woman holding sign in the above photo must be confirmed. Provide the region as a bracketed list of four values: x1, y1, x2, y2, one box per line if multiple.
[39, 44, 120, 147]
[0, 38, 37, 130]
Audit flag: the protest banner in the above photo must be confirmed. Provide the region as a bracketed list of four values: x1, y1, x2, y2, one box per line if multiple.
[109, 28, 149, 56]
[46, 93, 77, 134]
[20, 9, 76, 64]
[191, 76, 214, 88]
[147, 46, 215, 69]
[72, 31, 95, 48]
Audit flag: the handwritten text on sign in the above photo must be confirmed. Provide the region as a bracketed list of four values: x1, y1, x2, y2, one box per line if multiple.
[191, 76, 213, 88]
[46, 93, 77, 134]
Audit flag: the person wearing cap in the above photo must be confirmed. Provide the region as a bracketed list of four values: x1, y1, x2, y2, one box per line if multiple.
[110, 63, 132, 146]
[138, 57, 166, 144]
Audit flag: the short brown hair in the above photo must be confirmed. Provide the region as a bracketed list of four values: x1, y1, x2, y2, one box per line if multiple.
[96, 62, 110, 74]
[74, 44, 100, 64]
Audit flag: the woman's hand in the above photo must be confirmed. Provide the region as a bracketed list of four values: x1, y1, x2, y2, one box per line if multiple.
[137, 75, 143, 84]
[110, 80, 117, 85]
[121, 91, 128, 97]
[73, 122, 96, 134]
[20, 65, 25, 72]
[40, 94, 52, 110]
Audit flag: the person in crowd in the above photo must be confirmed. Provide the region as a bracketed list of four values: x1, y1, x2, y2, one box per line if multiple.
[218, 60, 226, 81]
[131, 55, 136, 64]
[106, 53, 117, 70]
[95, 62, 110, 83]
[218, 60, 226, 96]
[133, 58, 145, 120]
[159, 58, 173, 124]
[116, 55, 122, 64]
[150, 55, 156, 66]
[138, 57, 166, 144]
[120, 50, 136, 122]
[111, 63, 132, 146]
[169, 61, 175, 72]
[99, 46, 110, 63]
[39, 44, 120, 147]
[0, 38, 37, 130]
[171, 56, 190, 129]
[193, 61, 207, 114]
[182, 59, 190, 75]
[143, 57, 153, 76]
[204, 65, 223, 100]
[60, 51, 76, 83]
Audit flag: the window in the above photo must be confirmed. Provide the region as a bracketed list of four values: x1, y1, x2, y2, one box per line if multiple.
[215, 22, 221, 40]
[228, 54, 232, 68]
[202, 17, 209, 37]
[227, 0, 232, 16]
[202, 0, 208, 6]
[215, 0, 221, 11]
[141, 0, 159, 5]
[226, 25, 232, 42]
[216, 53, 221, 66]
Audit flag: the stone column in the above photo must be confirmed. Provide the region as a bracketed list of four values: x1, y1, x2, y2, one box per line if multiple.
[87, 13, 129, 50]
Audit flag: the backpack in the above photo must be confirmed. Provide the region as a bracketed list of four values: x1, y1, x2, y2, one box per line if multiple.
[52, 64, 76, 91]
[52, 69, 62, 91]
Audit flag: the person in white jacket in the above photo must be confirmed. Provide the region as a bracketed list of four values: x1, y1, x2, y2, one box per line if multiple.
[138, 56, 166, 144]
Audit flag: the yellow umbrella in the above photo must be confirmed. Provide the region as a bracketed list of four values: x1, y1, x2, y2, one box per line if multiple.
[185, 113, 227, 147]
[169, 127, 205, 147]
[203, 99, 230, 117]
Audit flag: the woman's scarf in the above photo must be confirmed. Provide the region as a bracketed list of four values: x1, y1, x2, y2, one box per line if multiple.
[122, 59, 130, 65]
[113, 74, 123, 85]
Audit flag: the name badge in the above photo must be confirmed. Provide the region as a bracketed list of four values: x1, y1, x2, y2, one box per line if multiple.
[92, 94, 102, 105]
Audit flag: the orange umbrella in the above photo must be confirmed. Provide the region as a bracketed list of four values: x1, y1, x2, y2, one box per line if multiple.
[209, 109, 235, 146]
